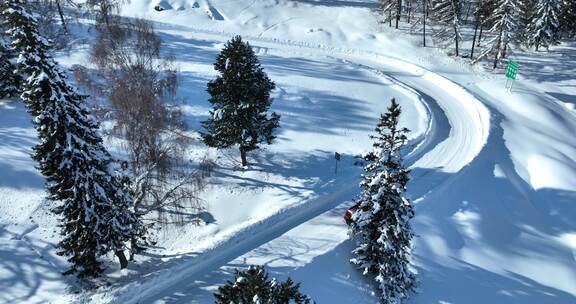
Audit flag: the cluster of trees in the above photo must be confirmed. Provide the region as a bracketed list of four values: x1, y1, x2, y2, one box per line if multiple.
[1, 0, 281, 283]
[0, 0, 146, 277]
[379, 0, 576, 67]
[2, 1, 420, 303]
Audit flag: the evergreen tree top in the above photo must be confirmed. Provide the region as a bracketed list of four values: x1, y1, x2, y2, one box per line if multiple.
[214, 266, 311, 304]
[368, 98, 409, 164]
[202, 35, 279, 160]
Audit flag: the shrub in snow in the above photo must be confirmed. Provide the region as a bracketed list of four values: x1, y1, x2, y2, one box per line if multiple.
[213, 266, 311, 304]
[1, 0, 146, 277]
[201, 35, 280, 167]
[349, 98, 416, 304]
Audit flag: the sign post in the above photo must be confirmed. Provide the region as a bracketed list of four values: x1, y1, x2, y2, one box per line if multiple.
[505, 60, 519, 92]
[334, 152, 341, 175]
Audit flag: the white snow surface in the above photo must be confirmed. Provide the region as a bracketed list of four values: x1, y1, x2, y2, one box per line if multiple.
[1, 0, 575, 303]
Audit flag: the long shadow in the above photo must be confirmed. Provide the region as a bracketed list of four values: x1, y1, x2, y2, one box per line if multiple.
[211, 150, 361, 200]
[546, 91, 576, 109]
[412, 258, 575, 304]
[512, 42, 576, 84]
[0, 101, 44, 189]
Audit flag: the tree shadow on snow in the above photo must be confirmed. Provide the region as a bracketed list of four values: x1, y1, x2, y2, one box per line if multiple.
[0, 225, 72, 303]
[0, 101, 44, 189]
[513, 42, 576, 84]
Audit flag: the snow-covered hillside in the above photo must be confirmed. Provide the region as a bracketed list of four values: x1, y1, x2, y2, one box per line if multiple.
[1, 0, 575, 303]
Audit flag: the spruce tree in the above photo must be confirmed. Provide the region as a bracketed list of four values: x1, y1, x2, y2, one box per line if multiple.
[202, 35, 280, 167]
[475, 0, 520, 68]
[431, 0, 462, 56]
[0, 41, 19, 98]
[559, 0, 576, 37]
[214, 266, 311, 304]
[349, 98, 416, 304]
[517, 0, 537, 45]
[527, 0, 561, 51]
[1, 0, 145, 277]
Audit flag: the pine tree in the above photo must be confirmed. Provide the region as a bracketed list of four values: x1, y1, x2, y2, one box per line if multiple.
[0, 40, 19, 98]
[474, 0, 520, 68]
[349, 98, 416, 304]
[559, 0, 576, 37]
[1, 0, 145, 277]
[527, 0, 561, 51]
[517, 0, 537, 45]
[202, 35, 280, 167]
[432, 0, 462, 56]
[214, 266, 311, 304]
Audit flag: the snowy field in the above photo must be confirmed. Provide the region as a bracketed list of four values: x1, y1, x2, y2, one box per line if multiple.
[1, 0, 575, 303]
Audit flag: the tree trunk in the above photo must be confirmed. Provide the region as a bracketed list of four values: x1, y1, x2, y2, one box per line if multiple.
[471, 20, 479, 59]
[396, 0, 401, 29]
[55, 0, 68, 34]
[423, 0, 426, 47]
[493, 34, 503, 69]
[477, 25, 483, 47]
[116, 251, 129, 269]
[454, 24, 459, 56]
[240, 147, 248, 167]
[389, 10, 392, 27]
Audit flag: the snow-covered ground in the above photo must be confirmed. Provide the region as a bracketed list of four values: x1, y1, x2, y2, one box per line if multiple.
[1, 0, 575, 303]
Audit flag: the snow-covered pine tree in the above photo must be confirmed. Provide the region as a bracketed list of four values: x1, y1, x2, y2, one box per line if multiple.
[432, 0, 462, 56]
[474, 0, 520, 68]
[1, 0, 145, 277]
[517, 0, 537, 45]
[202, 35, 280, 167]
[559, 0, 576, 37]
[213, 266, 311, 304]
[349, 98, 416, 304]
[527, 0, 561, 51]
[0, 39, 19, 98]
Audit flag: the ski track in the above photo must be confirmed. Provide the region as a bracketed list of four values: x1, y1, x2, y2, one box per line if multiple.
[95, 23, 491, 304]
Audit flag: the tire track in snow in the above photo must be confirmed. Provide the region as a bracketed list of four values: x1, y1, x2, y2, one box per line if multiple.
[93, 27, 490, 304]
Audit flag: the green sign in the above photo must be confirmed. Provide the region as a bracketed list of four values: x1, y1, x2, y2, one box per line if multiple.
[506, 60, 519, 80]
